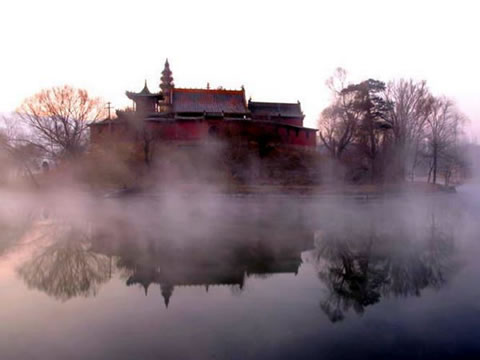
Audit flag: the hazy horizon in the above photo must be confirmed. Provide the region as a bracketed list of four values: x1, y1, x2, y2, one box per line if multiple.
[1, 0, 478, 137]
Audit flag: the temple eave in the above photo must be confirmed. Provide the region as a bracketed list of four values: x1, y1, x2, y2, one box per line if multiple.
[125, 91, 163, 101]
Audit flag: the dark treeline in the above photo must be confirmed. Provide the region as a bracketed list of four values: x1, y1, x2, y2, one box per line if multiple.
[318, 68, 469, 185]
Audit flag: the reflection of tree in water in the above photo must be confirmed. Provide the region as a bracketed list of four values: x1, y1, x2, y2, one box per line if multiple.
[311, 214, 458, 322]
[17, 224, 112, 301]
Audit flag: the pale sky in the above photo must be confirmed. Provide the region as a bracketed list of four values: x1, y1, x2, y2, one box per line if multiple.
[1, 0, 478, 135]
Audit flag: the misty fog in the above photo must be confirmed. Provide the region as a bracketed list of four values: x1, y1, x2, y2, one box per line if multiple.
[1, 180, 479, 359]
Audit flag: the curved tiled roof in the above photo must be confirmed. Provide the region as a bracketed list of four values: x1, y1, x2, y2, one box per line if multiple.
[172, 88, 248, 114]
[248, 101, 303, 117]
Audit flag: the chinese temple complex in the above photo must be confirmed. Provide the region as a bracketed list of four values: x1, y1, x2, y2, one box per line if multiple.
[90, 59, 317, 148]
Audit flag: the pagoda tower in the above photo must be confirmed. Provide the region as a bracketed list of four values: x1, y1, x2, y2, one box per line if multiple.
[160, 59, 174, 103]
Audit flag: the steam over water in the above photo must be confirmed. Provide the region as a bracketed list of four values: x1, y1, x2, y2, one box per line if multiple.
[0, 188, 479, 359]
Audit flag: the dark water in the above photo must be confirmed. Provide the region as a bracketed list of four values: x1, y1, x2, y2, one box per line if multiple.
[1, 187, 480, 360]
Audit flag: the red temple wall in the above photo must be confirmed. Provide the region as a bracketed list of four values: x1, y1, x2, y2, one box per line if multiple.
[147, 121, 209, 141]
[90, 119, 316, 147]
[218, 121, 316, 147]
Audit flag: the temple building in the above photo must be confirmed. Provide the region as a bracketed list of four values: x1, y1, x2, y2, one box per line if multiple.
[90, 59, 317, 148]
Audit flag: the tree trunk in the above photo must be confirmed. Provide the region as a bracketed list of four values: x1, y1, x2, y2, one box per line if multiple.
[410, 142, 420, 182]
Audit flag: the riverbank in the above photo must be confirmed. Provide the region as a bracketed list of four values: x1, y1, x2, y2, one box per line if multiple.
[100, 181, 456, 199]
[224, 182, 455, 196]
[0, 176, 457, 200]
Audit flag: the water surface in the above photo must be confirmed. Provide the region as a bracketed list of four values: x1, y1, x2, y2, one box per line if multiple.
[0, 189, 479, 359]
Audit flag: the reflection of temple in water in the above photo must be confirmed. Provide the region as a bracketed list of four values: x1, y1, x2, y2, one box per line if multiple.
[119, 233, 313, 307]
[126, 264, 245, 307]
[78, 202, 316, 307]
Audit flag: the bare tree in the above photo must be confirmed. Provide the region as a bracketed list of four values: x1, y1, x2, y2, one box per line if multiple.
[425, 97, 464, 184]
[17, 85, 105, 159]
[0, 115, 43, 186]
[385, 79, 433, 181]
[318, 68, 362, 159]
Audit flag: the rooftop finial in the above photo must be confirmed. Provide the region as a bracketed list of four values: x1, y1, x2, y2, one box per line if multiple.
[140, 80, 151, 94]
